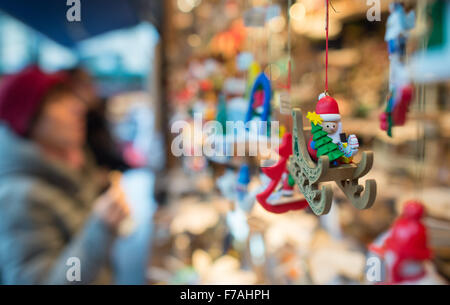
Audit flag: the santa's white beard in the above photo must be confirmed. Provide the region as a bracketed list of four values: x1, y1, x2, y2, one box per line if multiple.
[322, 121, 343, 144]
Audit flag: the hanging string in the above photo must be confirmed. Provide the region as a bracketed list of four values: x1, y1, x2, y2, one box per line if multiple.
[325, 0, 329, 93]
[287, 0, 293, 132]
[245, 0, 251, 98]
[416, 0, 428, 201]
[287, 0, 292, 92]
[268, 0, 273, 82]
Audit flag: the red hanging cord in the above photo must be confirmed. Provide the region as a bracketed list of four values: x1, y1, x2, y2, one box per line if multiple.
[287, 0, 293, 133]
[325, 0, 329, 93]
[287, 0, 292, 93]
[288, 58, 293, 132]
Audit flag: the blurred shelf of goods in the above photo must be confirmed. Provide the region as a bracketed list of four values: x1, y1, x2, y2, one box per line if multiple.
[0, 0, 448, 286]
[144, 0, 450, 285]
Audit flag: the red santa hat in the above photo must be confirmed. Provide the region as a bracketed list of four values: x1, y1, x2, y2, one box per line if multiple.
[0, 65, 68, 136]
[316, 93, 341, 122]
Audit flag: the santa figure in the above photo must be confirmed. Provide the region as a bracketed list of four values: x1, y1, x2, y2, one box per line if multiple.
[308, 93, 359, 163]
[369, 201, 445, 284]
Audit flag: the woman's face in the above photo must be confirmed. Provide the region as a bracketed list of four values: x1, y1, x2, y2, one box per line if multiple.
[72, 69, 98, 108]
[31, 91, 86, 150]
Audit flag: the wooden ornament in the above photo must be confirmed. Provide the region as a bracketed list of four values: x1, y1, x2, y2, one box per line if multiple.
[288, 108, 377, 215]
[245, 72, 271, 124]
[256, 133, 308, 214]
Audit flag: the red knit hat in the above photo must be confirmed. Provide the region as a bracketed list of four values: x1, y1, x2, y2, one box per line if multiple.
[316, 94, 341, 122]
[0, 65, 68, 135]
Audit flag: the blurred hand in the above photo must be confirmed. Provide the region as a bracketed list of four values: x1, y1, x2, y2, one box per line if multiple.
[93, 180, 130, 232]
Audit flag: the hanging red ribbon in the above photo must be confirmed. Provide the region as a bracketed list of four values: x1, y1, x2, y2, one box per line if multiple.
[288, 58, 293, 132]
[325, 0, 329, 93]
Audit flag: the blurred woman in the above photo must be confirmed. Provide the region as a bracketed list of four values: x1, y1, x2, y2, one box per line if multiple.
[0, 66, 129, 284]
[65, 66, 130, 172]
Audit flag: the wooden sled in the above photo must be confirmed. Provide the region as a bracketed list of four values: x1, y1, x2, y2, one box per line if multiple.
[288, 108, 377, 216]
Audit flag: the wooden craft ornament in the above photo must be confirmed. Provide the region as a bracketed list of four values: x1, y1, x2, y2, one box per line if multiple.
[380, 2, 416, 136]
[287, 1, 376, 215]
[288, 106, 377, 215]
[245, 72, 271, 124]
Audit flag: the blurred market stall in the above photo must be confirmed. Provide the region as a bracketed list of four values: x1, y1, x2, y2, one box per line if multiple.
[148, 0, 450, 285]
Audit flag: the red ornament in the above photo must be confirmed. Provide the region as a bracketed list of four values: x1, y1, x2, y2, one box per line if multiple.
[380, 85, 414, 136]
[370, 201, 432, 284]
[392, 85, 414, 126]
[199, 79, 214, 92]
[253, 91, 265, 108]
[379, 112, 389, 131]
[256, 133, 309, 214]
